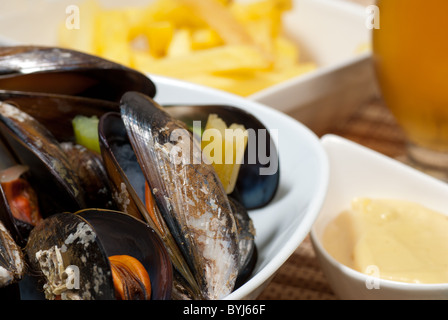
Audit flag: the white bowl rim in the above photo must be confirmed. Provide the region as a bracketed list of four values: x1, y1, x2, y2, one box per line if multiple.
[249, 52, 371, 102]
[311, 134, 448, 291]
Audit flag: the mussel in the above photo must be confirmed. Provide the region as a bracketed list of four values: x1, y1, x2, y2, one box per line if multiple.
[0, 46, 159, 221]
[0, 100, 121, 247]
[24, 209, 172, 300]
[0, 92, 120, 244]
[0, 46, 156, 102]
[0, 101, 86, 211]
[99, 92, 260, 299]
[0, 45, 271, 300]
[0, 89, 118, 142]
[0, 128, 45, 245]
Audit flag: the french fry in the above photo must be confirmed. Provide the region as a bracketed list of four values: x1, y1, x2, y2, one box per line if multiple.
[185, 62, 315, 96]
[93, 9, 132, 65]
[135, 44, 272, 78]
[181, 0, 254, 46]
[145, 21, 175, 57]
[145, 0, 207, 29]
[166, 28, 192, 57]
[58, 0, 316, 97]
[191, 28, 223, 50]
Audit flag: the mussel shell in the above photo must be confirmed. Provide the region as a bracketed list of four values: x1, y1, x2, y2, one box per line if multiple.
[0, 221, 25, 288]
[25, 209, 172, 300]
[77, 209, 172, 300]
[0, 94, 118, 241]
[0, 102, 86, 215]
[0, 139, 29, 244]
[25, 212, 112, 299]
[99, 111, 203, 299]
[119, 92, 241, 299]
[228, 197, 256, 286]
[0, 46, 156, 102]
[164, 104, 280, 210]
[60, 142, 116, 210]
[0, 90, 118, 142]
[0, 185, 33, 246]
[97, 112, 146, 219]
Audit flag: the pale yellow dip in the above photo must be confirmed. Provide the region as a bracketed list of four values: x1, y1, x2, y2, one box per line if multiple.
[322, 198, 448, 284]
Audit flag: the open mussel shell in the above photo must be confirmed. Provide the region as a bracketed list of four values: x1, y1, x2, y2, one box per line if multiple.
[0, 182, 32, 247]
[25, 209, 172, 300]
[97, 115, 257, 294]
[0, 91, 119, 210]
[0, 102, 86, 217]
[97, 112, 145, 219]
[164, 104, 280, 210]
[0, 138, 29, 245]
[0, 46, 156, 102]
[98, 111, 203, 299]
[100, 92, 244, 299]
[0, 89, 118, 142]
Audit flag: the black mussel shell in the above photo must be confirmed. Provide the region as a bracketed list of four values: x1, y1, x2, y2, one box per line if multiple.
[0, 220, 25, 288]
[77, 209, 172, 300]
[25, 209, 172, 300]
[0, 102, 86, 216]
[97, 112, 146, 220]
[0, 46, 156, 102]
[0, 94, 118, 240]
[98, 111, 204, 300]
[0, 185, 33, 246]
[0, 138, 31, 245]
[229, 197, 256, 287]
[0, 90, 118, 142]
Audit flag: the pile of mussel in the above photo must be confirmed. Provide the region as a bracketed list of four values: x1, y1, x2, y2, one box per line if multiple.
[0, 46, 279, 300]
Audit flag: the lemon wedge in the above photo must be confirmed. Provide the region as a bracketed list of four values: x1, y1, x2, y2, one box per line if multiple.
[201, 114, 248, 194]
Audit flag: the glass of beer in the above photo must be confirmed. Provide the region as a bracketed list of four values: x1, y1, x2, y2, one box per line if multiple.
[373, 0, 448, 174]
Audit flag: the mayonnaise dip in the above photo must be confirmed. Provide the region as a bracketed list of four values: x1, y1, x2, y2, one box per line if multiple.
[322, 198, 448, 284]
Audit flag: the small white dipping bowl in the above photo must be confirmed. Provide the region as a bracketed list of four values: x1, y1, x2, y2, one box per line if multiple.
[311, 134, 448, 300]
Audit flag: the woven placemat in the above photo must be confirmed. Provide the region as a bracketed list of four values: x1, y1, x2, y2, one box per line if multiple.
[256, 98, 408, 300]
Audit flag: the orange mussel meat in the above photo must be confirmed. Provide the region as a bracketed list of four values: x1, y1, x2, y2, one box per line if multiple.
[109, 255, 152, 300]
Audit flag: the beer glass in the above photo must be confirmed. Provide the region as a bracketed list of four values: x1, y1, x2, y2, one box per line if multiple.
[373, 0, 448, 174]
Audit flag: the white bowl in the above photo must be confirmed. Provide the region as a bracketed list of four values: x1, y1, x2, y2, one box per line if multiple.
[311, 134, 448, 300]
[152, 75, 329, 299]
[0, 0, 377, 135]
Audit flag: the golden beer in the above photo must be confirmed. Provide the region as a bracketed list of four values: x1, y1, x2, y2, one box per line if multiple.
[373, 0, 448, 167]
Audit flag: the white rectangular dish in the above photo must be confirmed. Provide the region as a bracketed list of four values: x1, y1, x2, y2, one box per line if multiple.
[0, 0, 377, 134]
[250, 0, 378, 135]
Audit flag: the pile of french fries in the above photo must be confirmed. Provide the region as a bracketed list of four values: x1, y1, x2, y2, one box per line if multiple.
[59, 0, 316, 96]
